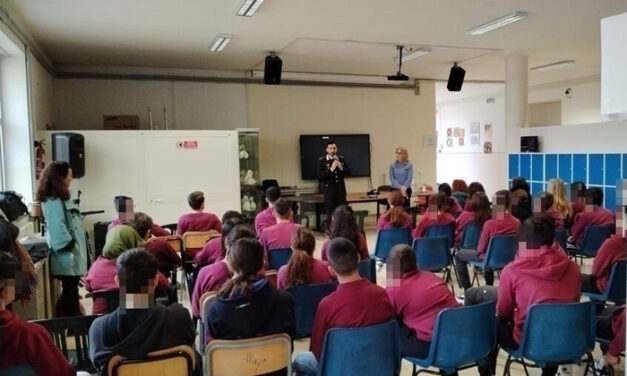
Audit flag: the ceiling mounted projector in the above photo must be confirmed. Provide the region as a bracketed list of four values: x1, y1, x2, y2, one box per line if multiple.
[387, 45, 409, 81]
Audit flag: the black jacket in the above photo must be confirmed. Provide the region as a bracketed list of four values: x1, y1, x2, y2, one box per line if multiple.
[317, 155, 351, 197]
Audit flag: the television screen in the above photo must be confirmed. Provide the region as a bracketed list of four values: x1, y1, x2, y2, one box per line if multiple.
[299, 134, 371, 180]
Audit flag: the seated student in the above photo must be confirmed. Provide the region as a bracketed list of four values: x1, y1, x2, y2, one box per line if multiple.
[89, 249, 199, 376]
[412, 192, 456, 239]
[386, 244, 460, 359]
[510, 176, 532, 223]
[567, 181, 586, 229]
[455, 192, 491, 245]
[596, 305, 625, 369]
[260, 198, 301, 252]
[438, 183, 463, 218]
[535, 192, 565, 231]
[207, 238, 294, 352]
[102, 223, 144, 260]
[581, 206, 626, 294]
[0, 220, 75, 376]
[463, 182, 486, 211]
[320, 205, 369, 261]
[255, 186, 282, 236]
[546, 178, 573, 222]
[108, 195, 170, 236]
[451, 179, 469, 209]
[177, 191, 222, 258]
[191, 224, 256, 318]
[195, 210, 243, 266]
[376, 190, 412, 230]
[467, 216, 581, 376]
[277, 228, 334, 289]
[454, 190, 520, 291]
[293, 238, 395, 375]
[569, 187, 614, 246]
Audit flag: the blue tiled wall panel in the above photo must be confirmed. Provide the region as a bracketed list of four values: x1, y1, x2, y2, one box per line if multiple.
[531, 183, 543, 197]
[532, 154, 544, 181]
[605, 154, 621, 186]
[520, 154, 531, 181]
[573, 154, 587, 183]
[508, 154, 519, 179]
[623, 154, 627, 179]
[605, 187, 616, 210]
[558, 154, 572, 183]
[588, 154, 604, 185]
[545, 154, 557, 181]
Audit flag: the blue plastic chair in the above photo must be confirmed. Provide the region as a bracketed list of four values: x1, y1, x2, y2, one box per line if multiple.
[583, 261, 626, 304]
[412, 236, 454, 292]
[268, 247, 292, 270]
[568, 225, 614, 258]
[459, 221, 482, 250]
[502, 302, 596, 376]
[373, 228, 412, 261]
[425, 223, 455, 248]
[554, 228, 568, 251]
[469, 234, 518, 286]
[287, 282, 338, 339]
[0, 364, 37, 376]
[404, 301, 496, 376]
[316, 320, 400, 376]
[358, 258, 377, 284]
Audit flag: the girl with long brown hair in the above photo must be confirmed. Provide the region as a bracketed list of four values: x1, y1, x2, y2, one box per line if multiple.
[377, 190, 412, 230]
[412, 192, 456, 238]
[277, 228, 334, 289]
[454, 192, 492, 244]
[320, 205, 369, 261]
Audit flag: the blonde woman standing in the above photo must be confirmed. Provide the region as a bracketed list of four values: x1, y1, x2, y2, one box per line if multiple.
[389, 147, 413, 206]
[547, 178, 573, 220]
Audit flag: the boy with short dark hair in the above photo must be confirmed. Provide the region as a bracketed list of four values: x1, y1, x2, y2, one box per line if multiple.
[255, 186, 282, 236]
[108, 195, 170, 236]
[570, 187, 614, 246]
[259, 198, 301, 252]
[177, 191, 222, 258]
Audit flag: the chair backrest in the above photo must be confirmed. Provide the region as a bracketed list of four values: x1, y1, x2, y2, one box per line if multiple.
[373, 228, 412, 261]
[0, 364, 37, 376]
[198, 291, 218, 353]
[108, 345, 196, 376]
[287, 282, 338, 339]
[358, 258, 377, 284]
[554, 228, 568, 251]
[483, 234, 518, 270]
[267, 248, 293, 270]
[161, 223, 178, 235]
[183, 231, 220, 250]
[32, 315, 100, 372]
[581, 225, 615, 256]
[606, 261, 627, 302]
[205, 333, 292, 376]
[265, 270, 278, 287]
[148, 235, 184, 253]
[460, 221, 482, 250]
[425, 223, 455, 248]
[413, 236, 451, 272]
[317, 320, 400, 376]
[427, 301, 496, 374]
[518, 302, 595, 365]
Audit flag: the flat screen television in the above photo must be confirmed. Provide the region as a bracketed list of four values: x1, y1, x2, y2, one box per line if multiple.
[299, 134, 371, 180]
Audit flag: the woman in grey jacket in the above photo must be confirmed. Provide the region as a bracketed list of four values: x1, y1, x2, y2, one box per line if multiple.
[36, 161, 88, 316]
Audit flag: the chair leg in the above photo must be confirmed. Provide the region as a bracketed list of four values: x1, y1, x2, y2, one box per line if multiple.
[502, 355, 512, 376]
[585, 352, 597, 376]
[471, 268, 480, 287]
[413, 364, 417, 376]
[520, 361, 530, 376]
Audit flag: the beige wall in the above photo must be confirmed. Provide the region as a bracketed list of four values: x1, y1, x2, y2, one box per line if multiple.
[247, 83, 436, 192]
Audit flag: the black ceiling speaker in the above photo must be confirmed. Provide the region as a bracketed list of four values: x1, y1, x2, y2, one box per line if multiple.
[447, 62, 465, 91]
[387, 45, 409, 81]
[264, 54, 282, 85]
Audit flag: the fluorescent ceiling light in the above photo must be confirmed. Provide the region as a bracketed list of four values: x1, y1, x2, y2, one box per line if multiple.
[401, 48, 431, 62]
[466, 11, 528, 36]
[237, 0, 265, 17]
[209, 34, 232, 52]
[530, 60, 575, 72]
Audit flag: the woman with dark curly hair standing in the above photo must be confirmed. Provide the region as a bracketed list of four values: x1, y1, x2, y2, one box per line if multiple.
[320, 205, 369, 261]
[36, 161, 88, 317]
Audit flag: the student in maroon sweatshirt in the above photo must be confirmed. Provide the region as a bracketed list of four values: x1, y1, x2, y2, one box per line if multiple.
[293, 237, 396, 376]
[581, 206, 626, 294]
[255, 186, 282, 236]
[454, 190, 520, 290]
[386, 244, 460, 359]
[320, 205, 369, 261]
[596, 305, 625, 368]
[177, 191, 222, 258]
[191, 224, 255, 318]
[377, 190, 413, 230]
[567, 181, 587, 229]
[463, 182, 486, 212]
[455, 192, 491, 245]
[468, 216, 581, 376]
[413, 192, 456, 239]
[108, 195, 171, 236]
[277, 228, 334, 289]
[194, 211, 243, 266]
[260, 198, 301, 252]
[438, 183, 463, 218]
[536, 192, 565, 231]
[569, 187, 615, 246]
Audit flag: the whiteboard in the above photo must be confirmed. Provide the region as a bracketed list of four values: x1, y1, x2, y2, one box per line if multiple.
[43, 130, 240, 226]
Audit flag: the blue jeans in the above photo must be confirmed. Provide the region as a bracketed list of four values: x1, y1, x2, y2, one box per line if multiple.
[293, 351, 317, 376]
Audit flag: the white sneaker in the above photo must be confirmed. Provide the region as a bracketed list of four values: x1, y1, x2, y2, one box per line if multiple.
[557, 365, 572, 376]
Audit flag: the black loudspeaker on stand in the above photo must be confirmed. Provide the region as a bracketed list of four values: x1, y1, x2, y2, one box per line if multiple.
[264, 55, 283, 85]
[51, 132, 85, 178]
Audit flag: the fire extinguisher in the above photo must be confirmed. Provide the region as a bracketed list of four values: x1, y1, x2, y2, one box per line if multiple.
[35, 140, 45, 180]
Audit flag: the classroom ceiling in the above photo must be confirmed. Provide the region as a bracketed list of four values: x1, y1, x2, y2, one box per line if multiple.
[7, 0, 627, 83]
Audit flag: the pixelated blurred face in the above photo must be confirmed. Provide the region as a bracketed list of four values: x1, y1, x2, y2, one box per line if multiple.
[117, 198, 135, 221]
[518, 225, 542, 257]
[584, 195, 594, 212]
[117, 270, 156, 312]
[326, 143, 337, 156]
[532, 197, 542, 215]
[386, 255, 402, 288]
[571, 185, 585, 204]
[428, 201, 438, 219]
[618, 180, 627, 207]
[1, 279, 16, 304]
[617, 207, 626, 237]
[493, 195, 506, 220]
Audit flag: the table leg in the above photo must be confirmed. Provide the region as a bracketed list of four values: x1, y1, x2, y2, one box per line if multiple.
[315, 203, 322, 232]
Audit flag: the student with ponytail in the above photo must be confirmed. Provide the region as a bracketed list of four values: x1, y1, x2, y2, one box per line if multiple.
[377, 190, 412, 230]
[454, 192, 492, 244]
[277, 228, 334, 289]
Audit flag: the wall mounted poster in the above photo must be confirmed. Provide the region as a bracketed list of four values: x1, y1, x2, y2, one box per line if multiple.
[469, 122, 480, 145]
[484, 141, 492, 153]
[484, 123, 493, 141]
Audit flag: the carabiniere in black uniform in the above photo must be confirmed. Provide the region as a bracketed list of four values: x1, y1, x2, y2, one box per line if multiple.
[317, 155, 351, 221]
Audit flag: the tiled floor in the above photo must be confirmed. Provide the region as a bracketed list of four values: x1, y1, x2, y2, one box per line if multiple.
[79, 215, 623, 376]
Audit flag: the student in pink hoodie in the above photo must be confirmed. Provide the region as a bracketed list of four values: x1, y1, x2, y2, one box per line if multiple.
[259, 198, 301, 253]
[455, 192, 492, 245]
[194, 211, 243, 266]
[413, 192, 456, 239]
[467, 216, 581, 376]
[454, 190, 520, 290]
[108, 195, 170, 236]
[277, 227, 334, 289]
[569, 187, 614, 246]
[177, 191, 222, 258]
[535, 192, 564, 231]
[438, 183, 463, 218]
[377, 190, 413, 230]
[254, 186, 282, 236]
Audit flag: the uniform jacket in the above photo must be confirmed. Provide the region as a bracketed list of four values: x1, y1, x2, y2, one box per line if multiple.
[317, 155, 351, 197]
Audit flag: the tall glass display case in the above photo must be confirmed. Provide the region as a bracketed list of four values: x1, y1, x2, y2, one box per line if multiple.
[237, 129, 262, 219]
